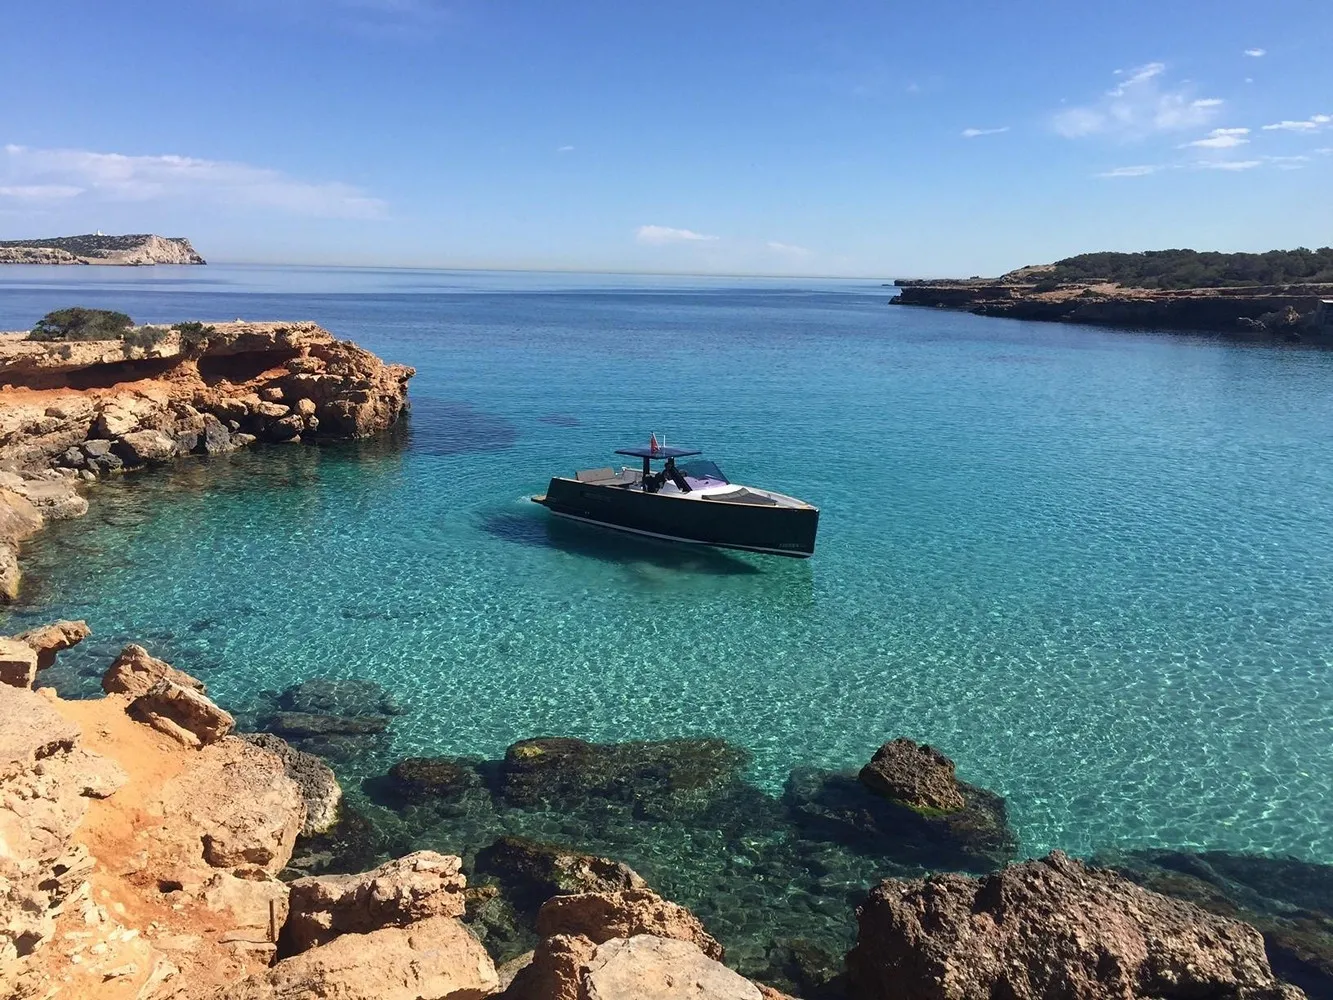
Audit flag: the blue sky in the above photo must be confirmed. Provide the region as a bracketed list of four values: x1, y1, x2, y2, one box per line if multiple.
[2, 1, 1330, 276]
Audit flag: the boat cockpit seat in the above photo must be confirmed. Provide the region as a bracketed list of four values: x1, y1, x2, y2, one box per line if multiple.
[575, 467, 617, 482]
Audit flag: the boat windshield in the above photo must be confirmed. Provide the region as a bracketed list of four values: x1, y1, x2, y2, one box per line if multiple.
[679, 459, 729, 485]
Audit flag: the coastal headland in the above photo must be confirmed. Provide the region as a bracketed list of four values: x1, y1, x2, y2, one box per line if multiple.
[1, 316, 1331, 999]
[0, 235, 205, 266]
[892, 249, 1333, 342]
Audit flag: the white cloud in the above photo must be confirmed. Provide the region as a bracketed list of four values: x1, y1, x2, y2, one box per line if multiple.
[1199, 159, 1262, 171]
[1265, 155, 1311, 170]
[1244, 48, 1267, 58]
[1096, 165, 1163, 178]
[766, 241, 811, 256]
[1053, 62, 1223, 139]
[0, 184, 84, 200]
[556, 145, 574, 153]
[1317, 147, 1333, 156]
[1182, 127, 1251, 149]
[634, 225, 718, 246]
[1, 144, 386, 219]
[1261, 117, 1328, 131]
[961, 126, 1009, 138]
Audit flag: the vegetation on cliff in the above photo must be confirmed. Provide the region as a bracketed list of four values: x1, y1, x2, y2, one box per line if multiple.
[1036, 248, 1333, 290]
[27, 307, 136, 342]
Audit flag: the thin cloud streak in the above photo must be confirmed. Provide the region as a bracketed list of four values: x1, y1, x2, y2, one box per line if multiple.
[635, 225, 718, 245]
[961, 126, 1009, 138]
[1244, 48, 1267, 57]
[0, 144, 386, 219]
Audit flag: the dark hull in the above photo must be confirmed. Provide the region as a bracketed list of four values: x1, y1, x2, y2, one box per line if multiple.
[533, 478, 819, 557]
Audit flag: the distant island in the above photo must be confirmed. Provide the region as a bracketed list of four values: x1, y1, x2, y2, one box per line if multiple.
[892, 249, 1333, 343]
[0, 233, 205, 266]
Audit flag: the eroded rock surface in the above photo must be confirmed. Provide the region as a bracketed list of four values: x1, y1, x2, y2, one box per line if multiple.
[846, 850, 1304, 1000]
[858, 737, 965, 812]
[103, 642, 208, 697]
[239, 732, 342, 836]
[282, 850, 467, 955]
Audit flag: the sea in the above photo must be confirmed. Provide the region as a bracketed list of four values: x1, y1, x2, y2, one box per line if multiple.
[1, 263, 1330, 970]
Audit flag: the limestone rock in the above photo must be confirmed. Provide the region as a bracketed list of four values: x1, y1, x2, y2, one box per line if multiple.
[17, 479, 88, 520]
[536, 889, 723, 961]
[160, 736, 305, 874]
[239, 732, 342, 836]
[0, 637, 38, 688]
[584, 935, 762, 1000]
[845, 850, 1303, 1000]
[0, 684, 79, 780]
[199, 869, 290, 947]
[199, 413, 234, 454]
[0, 543, 18, 603]
[15, 619, 90, 670]
[102, 643, 206, 698]
[476, 836, 648, 921]
[858, 737, 966, 813]
[221, 915, 497, 1000]
[388, 755, 481, 799]
[114, 428, 180, 466]
[283, 850, 467, 954]
[129, 678, 234, 748]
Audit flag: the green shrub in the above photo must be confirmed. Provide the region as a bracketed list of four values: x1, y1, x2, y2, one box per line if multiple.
[171, 320, 217, 353]
[120, 326, 169, 352]
[28, 307, 135, 342]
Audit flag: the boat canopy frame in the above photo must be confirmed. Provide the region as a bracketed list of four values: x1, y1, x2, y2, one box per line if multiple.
[613, 445, 702, 494]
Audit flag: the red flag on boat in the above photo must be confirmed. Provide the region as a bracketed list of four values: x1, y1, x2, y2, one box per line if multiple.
[649, 433, 660, 454]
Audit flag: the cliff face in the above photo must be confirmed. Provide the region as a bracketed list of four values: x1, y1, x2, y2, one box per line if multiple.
[0, 234, 205, 266]
[892, 278, 1333, 343]
[0, 321, 414, 601]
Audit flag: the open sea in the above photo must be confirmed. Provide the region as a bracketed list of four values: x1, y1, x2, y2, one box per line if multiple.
[1, 264, 1331, 965]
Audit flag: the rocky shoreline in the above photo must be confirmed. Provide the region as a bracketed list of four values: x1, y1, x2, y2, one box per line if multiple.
[891, 276, 1333, 342]
[2, 320, 1331, 998]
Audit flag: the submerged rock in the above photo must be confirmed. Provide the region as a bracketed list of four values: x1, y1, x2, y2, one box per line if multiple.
[277, 677, 404, 718]
[846, 850, 1303, 1000]
[387, 755, 482, 800]
[475, 835, 648, 920]
[263, 711, 389, 737]
[500, 735, 750, 816]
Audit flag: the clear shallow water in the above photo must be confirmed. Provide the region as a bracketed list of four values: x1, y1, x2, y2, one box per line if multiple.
[3, 264, 1333, 864]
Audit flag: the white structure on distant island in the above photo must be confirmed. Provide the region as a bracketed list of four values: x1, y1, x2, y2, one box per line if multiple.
[94, 230, 104, 237]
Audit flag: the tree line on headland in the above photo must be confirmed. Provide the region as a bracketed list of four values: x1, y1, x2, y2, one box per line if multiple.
[1038, 248, 1333, 290]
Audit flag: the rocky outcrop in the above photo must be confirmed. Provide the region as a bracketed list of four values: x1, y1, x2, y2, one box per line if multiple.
[891, 276, 1333, 342]
[475, 837, 650, 921]
[845, 850, 1304, 1000]
[282, 850, 468, 954]
[239, 732, 342, 836]
[503, 887, 785, 1000]
[103, 641, 207, 697]
[220, 915, 498, 1000]
[129, 677, 236, 747]
[0, 233, 205, 265]
[14, 619, 90, 670]
[0, 320, 414, 602]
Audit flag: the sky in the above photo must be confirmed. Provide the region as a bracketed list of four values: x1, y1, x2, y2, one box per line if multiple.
[1, 0, 1330, 277]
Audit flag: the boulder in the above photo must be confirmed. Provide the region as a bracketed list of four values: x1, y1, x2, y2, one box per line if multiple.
[536, 889, 722, 961]
[282, 850, 468, 955]
[475, 836, 647, 921]
[0, 638, 38, 688]
[160, 736, 305, 874]
[266, 414, 304, 442]
[500, 736, 749, 815]
[845, 850, 1304, 1000]
[198, 869, 291, 948]
[583, 935, 762, 1000]
[0, 683, 79, 780]
[199, 413, 234, 455]
[221, 915, 497, 1000]
[15, 619, 90, 670]
[238, 733, 342, 836]
[113, 428, 180, 466]
[18, 480, 88, 520]
[0, 543, 19, 603]
[102, 643, 207, 698]
[859, 737, 966, 812]
[129, 679, 234, 748]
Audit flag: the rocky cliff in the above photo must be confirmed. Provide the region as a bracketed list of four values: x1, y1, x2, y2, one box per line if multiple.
[0, 320, 413, 601]
[0, 235, 205, 266]
[892, 274, 1333, 343]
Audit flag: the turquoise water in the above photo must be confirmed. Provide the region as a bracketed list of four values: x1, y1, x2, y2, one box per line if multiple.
[3, 264, 1333, 865]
